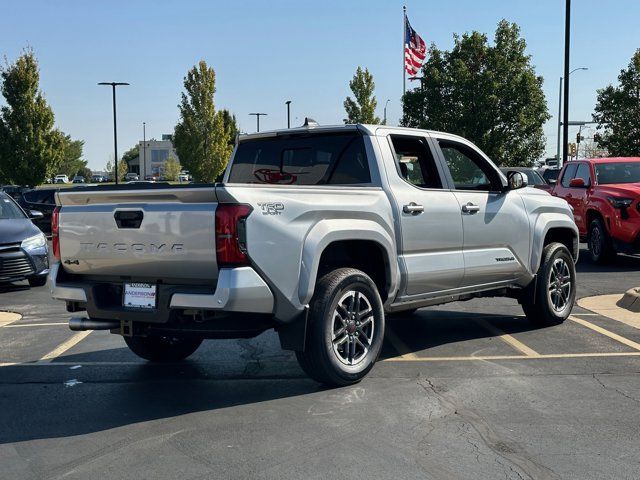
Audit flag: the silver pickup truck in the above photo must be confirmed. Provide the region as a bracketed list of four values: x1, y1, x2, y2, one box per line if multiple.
[50, 124, 578, 386]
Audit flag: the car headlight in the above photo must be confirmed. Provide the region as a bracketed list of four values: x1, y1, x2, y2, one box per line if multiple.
[607, 196, 634, 209]
[21, 233, 46, 250]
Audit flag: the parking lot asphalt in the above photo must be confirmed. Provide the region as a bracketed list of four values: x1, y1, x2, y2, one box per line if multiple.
[1, 247, 640, 480]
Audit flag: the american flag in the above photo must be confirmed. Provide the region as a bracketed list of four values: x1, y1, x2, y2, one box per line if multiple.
[404, 16, 426, 76]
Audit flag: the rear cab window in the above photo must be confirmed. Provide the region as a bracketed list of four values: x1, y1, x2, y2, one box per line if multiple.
[228, 132, 371, 185]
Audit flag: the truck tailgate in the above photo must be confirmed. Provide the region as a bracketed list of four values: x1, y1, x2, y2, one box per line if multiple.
[56, 187, 218, 281]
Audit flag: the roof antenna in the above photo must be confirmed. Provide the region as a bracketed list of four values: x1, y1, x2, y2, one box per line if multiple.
[303, 117, 319, 128]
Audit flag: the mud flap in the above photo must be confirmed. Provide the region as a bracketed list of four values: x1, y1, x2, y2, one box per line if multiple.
[276, 308, 308, 352]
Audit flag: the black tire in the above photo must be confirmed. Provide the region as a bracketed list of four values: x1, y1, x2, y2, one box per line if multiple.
[28, 276, 47, 287]
[521, 242, 576, 325]
[588, 218, 616, 264]
[124, 335, 203, 362]
[295, 268, 385, 387]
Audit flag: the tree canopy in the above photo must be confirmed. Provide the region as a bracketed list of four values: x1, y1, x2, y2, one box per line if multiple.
[173, 61, 234, 182]
[593, 49, 640, 157]
[163, 154, 181, 181]
[401, 20, 549, 167]
[57, 135, 87, 178]
[0, 50, 65, 185]
[344, 67, 380, 124]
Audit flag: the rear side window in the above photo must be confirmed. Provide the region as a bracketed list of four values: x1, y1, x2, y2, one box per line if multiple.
[561, 164, 578, 187]
[228, 133, 371, 185]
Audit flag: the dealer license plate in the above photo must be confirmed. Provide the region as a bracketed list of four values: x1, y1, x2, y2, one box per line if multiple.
[123, 283, 157, 309]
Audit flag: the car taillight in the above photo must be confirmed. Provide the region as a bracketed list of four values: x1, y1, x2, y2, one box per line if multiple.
[215, 204, 252, 267]
[51, 206, 60, 259]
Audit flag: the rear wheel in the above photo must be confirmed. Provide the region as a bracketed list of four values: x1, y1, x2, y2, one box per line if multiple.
[124, 335, 202, 362]
[588, 218, 616, 263]
[296, 268, 385, 386]
[521, 242, 576, 325]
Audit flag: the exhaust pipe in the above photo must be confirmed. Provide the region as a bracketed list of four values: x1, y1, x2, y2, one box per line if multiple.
[69, 317, 120, 331]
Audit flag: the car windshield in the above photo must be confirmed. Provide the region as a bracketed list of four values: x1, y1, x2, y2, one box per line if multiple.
[595, 162, 640, 184]
[543, 169, 560, 182]
[0, 194, 26, 219]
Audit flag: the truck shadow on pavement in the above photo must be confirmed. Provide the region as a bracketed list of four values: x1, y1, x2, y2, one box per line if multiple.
[576, 247, 640, 273]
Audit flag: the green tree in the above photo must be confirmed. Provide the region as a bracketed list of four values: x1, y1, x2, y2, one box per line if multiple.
[401, 20, 549, 167]
[219, 109, 238, 145]
[173, 60, 234, 182]
[343, 67, 380, 124]
[121, 144, 139, 170]
[0, 49, 65, 185]
[593, 49, 640, 156]
[164, 154, 181, 181]
[117, 158, 128, 181]
[105, 159, 114, 180]
[58, 135, 87, 178]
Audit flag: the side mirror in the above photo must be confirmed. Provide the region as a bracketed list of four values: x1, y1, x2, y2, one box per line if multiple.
[507, 171, 528, 190]
[29, 210, 44, 219]
[569, 178, 586, 188]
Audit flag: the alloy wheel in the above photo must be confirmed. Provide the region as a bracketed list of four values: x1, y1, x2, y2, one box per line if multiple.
[331, 290, 375, 366]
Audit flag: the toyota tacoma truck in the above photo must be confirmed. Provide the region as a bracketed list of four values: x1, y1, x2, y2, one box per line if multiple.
[49, 124, 578, 386]
[550, 157, 640, 263]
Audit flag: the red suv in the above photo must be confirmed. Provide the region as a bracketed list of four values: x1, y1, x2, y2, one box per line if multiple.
[551, 157, 640, 262]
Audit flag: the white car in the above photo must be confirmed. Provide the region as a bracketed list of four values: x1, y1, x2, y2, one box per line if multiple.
[54, 175, 69, 184]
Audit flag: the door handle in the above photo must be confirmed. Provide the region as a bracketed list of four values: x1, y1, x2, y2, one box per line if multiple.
[461, 202, 480, 214]
[403, 202, 424, 214]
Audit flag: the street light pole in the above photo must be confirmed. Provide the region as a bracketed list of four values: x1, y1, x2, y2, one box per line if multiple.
[562, 0, 571, 167]
[142, 122, 146, 180]
[98, 82, 129, 184]
[285, 101, 291, 128]
[249, 113, 267, 132]
[556, 67, 587, 168]
[383, 99, 390, 125]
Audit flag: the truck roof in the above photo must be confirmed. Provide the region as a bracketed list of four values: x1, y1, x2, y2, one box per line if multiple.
[237, 123, 464, 143]
[577, 157, 640, 164]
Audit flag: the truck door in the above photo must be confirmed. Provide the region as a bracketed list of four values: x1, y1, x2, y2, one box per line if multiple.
[377, 133, 464, 297]
[433, 137, 530, 288]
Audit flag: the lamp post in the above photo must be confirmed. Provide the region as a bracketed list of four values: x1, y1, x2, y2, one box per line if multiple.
[98, 82, 129, 184]
[249, 113, 267, 132]
[142, 122, 146, 180]
[285, 101, 291, 128]
[556, 67, 587, 168]
[383, 99, 390, 125]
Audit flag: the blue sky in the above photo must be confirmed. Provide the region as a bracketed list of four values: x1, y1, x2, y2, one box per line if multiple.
[1, 0, 639, 170]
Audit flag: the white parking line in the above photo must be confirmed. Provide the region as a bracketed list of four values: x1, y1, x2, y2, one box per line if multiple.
[39, 331, 92, 362]
[4, 322, 68, 328]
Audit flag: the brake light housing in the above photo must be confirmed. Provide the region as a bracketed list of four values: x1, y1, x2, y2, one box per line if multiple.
[215, 204, 252, 267]
[51, 206, 60, 259]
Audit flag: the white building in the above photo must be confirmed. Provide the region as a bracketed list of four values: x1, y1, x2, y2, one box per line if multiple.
[129, 134, 179, 179]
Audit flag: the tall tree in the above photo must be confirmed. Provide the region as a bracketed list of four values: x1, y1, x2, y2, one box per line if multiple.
[173, 61, 234, 182]
[0, 49, 65, 185]
[219, 109, 239, 146]
[344, 67, 380, 124]
[121, 144, 139, 168]
[593, 49, 640, 156]
[401, 20, 549, 167]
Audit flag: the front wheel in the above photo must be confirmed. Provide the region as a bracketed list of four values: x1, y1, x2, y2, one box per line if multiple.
[521, 242, 576, 325]
[124, 335, 203, 362]
[296, 268, 385, 387]
[588, 218, 616, 264]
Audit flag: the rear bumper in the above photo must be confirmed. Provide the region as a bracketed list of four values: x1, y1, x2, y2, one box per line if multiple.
[49, 263, 274, 319]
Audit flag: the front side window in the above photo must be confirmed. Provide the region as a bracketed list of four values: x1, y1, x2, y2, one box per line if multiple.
[561, 164, 578, 187]
[389, 135, 442, 189]
[574, 163, 591, 186]
[438, 141, 500, 191]
[228, 133, 370, 185]
[595, 162, 640, 184]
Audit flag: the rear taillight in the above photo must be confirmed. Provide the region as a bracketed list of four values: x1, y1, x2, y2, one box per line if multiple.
[215, 204, 252, 267]
[51, 206, 60, 259]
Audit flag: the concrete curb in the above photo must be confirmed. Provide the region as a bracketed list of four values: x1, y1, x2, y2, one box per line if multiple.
[0, 311, 22, 327]
[618, 287, 640, 313]
[577, 294, 640, 329]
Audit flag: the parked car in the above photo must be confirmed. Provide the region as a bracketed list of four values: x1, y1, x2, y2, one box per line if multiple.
[91, 174, 108, 183]
[550, 157, 640, 262]
[500, 167, 551, 192]
[72, 176, 85, 184]
[54, 175, 69, 184]
[0, 192, 49, 287]
[125, 173, 139, 181]
[50, 124, 578, 386]
[541, 167, 561, 185]
[144, 175, 157, 182]
[17, 188, 58, 235]
[0, 185, 30, 200]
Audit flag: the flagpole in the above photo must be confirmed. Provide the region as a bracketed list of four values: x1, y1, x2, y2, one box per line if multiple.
[402, 5, 406, 96]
